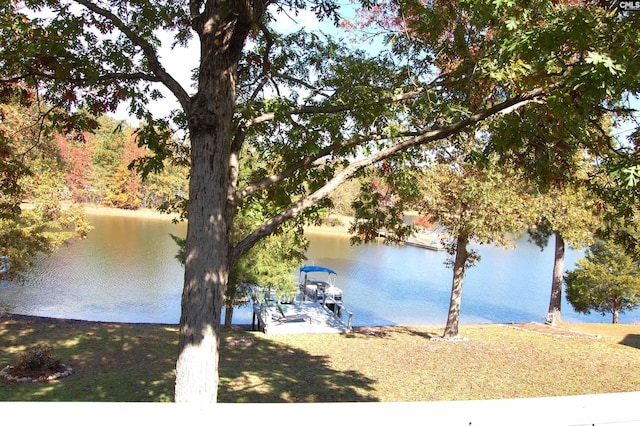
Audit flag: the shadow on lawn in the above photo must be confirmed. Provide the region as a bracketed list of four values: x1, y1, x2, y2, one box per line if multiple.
[620, 334, 640, 350]
[0, 314, 178, 402]
[345, 325, 441, 341]
[218, 331, 378, 403]
[1, 315, 380, 402]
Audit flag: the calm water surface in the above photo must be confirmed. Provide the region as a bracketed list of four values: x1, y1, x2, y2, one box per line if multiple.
[1, 213, 638, 325]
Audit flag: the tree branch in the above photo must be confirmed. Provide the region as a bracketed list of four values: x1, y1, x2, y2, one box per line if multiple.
[270, 72, 333, 100]
[237, 66, 461, 132]
[234, 86, 552, 204]
[230, 85, 550, 264]
[245, 88, 426, 127]
[94, 72, 161, 83]
[1, 70, 160, 87]
[71, 0, 191, 112]
[232, 133, 385, 205]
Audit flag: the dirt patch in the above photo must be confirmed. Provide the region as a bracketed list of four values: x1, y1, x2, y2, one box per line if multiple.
[505, 322, 601, 339]
[352, 326, 393, 338]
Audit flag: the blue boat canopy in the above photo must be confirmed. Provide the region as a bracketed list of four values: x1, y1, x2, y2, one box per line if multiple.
[299, 265, 336, 275]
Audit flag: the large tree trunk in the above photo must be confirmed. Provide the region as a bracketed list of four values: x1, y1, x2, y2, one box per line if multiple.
[174, 12, 249, 402]
[174, 124, 233, 403]
[547, 231, 565, 325]
[443, 233, 469, 339]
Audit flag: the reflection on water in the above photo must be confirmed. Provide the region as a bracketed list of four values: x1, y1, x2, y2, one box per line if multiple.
[1, 214, 639, 325]
[0, 214, 187, 323]
[301, 231, 614, 326]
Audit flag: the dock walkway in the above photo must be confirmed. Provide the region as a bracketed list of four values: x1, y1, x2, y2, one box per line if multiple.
[252, 298, 351, 335]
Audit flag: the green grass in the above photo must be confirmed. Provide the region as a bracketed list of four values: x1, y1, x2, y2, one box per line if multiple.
[1, 314, 639, 402]
[0, 316, 177, 401]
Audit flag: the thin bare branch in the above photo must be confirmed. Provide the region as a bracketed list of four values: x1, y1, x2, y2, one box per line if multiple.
[245, 88, 426, 126]
[71, 0, 191, 112]
[94, 72, 161, 83]
[2, 70, 160, 86]
[270, 72, 332, 100]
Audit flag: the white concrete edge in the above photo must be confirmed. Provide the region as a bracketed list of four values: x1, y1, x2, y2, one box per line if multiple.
[3, 391, 640, 426]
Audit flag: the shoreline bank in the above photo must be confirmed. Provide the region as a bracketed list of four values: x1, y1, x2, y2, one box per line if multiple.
[83, 205, 180, 220]
[1, 312, 637, 341]
[2, 312, 636, 337]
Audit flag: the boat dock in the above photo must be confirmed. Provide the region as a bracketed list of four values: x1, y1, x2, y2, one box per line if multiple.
[377, 229, 450, 251]
[403, 235, 448, 251]
[250, 265, 353, 335]
[251, 296, 352, 335]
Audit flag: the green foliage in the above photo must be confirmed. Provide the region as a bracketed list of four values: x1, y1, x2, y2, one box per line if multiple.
[171, 217, 307, 318]
[0, 87, 38, 222]
[565, 239, 640, 323]
[486, 105, 610, 190]
[611, 165, 640, 188]
[418, 153, 534, 264]
[350, 170, 414, 245]
[226, 156, 310, 313]
[233, 225, 307, 298]
[359, 0, 639, 190]
[527, 184, 600, 251]
[0, 89, 92, 276]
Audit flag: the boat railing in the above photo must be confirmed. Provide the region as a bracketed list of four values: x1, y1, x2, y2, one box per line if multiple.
[320, 295, 353, 331]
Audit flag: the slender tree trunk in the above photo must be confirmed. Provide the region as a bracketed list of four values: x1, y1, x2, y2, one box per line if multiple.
[547, 231, 565, 325]
[613, 297, 620, 324]
[224, 302, 234, 328]
[443, 233, 469, 339]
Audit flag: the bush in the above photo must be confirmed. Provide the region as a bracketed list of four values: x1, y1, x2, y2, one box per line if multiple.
[323, 217, 343, 227]
[14, 343, 60, 374]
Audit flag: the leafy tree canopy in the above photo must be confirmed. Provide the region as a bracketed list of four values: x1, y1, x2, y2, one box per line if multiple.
[527, 183, 601, 251]
[3, 1, 638, 254]
[565, 239, 640, 323]
[3, 0, 639, 402]
[0, 86, 91, 275]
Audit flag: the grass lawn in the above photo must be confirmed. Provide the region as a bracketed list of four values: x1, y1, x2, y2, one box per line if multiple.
[1, 314, 639, 402]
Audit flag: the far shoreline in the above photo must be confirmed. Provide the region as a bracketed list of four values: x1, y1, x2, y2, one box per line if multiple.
[83, 205, 180, 220]
[81, 204, 356, 236]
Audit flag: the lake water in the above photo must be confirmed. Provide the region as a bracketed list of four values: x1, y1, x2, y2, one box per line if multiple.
[1, 213, 638, 325]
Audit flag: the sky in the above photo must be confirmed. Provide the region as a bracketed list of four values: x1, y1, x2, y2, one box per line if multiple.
[109, 3, 638, 145]
[110, 4, 350, 123]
